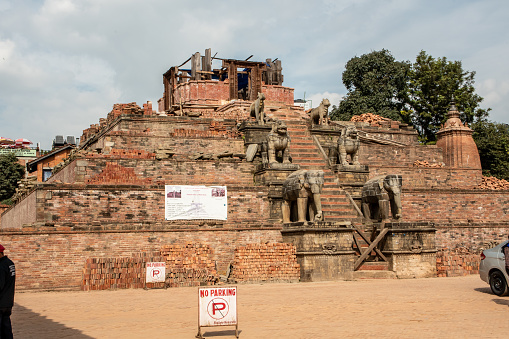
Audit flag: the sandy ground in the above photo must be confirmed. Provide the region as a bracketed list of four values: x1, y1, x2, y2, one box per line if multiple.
[11, 275, 509, 339]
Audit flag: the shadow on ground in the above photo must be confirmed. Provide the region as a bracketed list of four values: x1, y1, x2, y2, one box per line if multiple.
[12, 303, 94, 339]
[492, 298, 509, 307]
[202, 329, 242, 338]
[474, 286, 493, 295]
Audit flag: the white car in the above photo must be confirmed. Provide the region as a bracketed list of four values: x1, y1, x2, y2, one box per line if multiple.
[480, 240, 509, 296]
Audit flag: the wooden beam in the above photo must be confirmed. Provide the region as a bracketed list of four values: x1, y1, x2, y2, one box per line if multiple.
[354, 227, 388, 271]
[351, 223, 387, 262]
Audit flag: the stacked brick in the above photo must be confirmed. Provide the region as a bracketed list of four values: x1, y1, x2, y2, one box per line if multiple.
[107, 103, 144, 123]
[170, 128, 237, 139]
[85, 162, 153, 185]
[477, 176, 509, 190]
[81, 253, 165, 291]
[86, 149, 156, 159]
[160, 243, 219, 287]
[436, 249, 479, 277]
[412, 160, 445, 168]
[351, 113, 401, 128]
[230, 243, 300, 283]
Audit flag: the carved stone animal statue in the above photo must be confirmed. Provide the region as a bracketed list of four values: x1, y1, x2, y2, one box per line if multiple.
[250, 92, 266, 125]
[262, 120, 291, 165]
[309, 98, 331, 127]
[282, 170, 324, 223]
[361, 174, 402, 222]
[337, 125, 360, 166]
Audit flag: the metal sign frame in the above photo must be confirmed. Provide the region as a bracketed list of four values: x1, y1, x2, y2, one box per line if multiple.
[196, 286, 238, 338]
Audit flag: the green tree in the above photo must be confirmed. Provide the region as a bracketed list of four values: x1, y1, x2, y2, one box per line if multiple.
[472, 121, 509, 180]
[330, 49, 410, 122]
[0, 153, 25, 202]
[407, 50, 490, 142]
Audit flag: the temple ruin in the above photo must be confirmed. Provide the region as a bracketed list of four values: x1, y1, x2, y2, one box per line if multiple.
[1, 49, 508, 290]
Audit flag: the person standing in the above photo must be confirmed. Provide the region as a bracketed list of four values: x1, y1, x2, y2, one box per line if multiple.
[0, 244, 15, 339]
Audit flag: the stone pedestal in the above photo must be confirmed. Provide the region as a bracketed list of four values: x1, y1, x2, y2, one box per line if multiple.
[381, 222, 437, 278]
[281, 221, 355, 281]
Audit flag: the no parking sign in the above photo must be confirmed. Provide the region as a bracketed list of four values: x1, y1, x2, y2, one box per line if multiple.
[145, 262, 166, 283]
[197, 286, 238, 338]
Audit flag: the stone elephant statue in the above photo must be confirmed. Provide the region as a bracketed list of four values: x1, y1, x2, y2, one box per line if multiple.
[361, 174, 402, 222]
[282, 170, 324, 223]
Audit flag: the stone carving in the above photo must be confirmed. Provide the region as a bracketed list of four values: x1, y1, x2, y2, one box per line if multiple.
[309, 98, 330, 127]
[329, 125, 360, 166]
[250, 92, 266, 125]
[282, 170, 324, 223]
[361, 175, 402, 222]
[262, 120, 291, 165]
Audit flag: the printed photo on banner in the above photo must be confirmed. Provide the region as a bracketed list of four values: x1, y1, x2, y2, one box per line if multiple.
[165, 185, 227, 220]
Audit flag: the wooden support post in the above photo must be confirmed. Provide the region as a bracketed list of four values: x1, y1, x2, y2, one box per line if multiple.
[202, 48, 212, 80]
[354, 227, 388, 271]
[191, 52, 201, 80]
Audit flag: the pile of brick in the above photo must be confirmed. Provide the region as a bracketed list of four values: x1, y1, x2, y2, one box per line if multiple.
[81, 254, 164, 291]
[350, 113, 387, 123]
[107, 102, 144, 123]
[160, 242, 219, 287]
[86, 149, 156, 159]
[170, 128, 238, 139]
[229, 243, 300, 283]
[412, 160, 445, 168]
[85, 162, 153, 185]
[477, 176, 509, 190]
[11, 176, 38, 203]
[436, 249, 479, 277]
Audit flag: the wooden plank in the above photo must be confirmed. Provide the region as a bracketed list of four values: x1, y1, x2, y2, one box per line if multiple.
[354, 228, 388, 271]
[312, 135, 330, 166]
[351, 223, 387, 263]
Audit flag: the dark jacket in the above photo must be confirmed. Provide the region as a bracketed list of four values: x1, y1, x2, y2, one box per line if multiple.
[0, 256, 15, 308]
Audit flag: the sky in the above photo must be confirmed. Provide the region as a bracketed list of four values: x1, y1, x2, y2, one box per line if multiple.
[0, 0, 508, 150]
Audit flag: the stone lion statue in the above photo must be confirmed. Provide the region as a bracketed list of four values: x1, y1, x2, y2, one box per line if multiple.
[262, 120, 291, 165]
[329, 125, 360, 166]
[309, 98, 330, 127]
[250, 92, 266, 125]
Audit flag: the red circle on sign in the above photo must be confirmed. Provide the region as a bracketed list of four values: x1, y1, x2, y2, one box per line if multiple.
[207, 298, 229, 320]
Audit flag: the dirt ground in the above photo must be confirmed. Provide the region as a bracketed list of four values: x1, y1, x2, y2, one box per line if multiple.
[11, 275, 509, 339]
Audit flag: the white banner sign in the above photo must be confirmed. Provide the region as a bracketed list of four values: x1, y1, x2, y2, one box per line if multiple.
[198, 287, 237, 327]
[165, 185, 227, 220]
[145, 262, 166, 283]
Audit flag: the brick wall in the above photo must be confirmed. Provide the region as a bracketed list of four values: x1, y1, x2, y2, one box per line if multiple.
[435, 226, 509, 277]
[359, 144, 443, 167]
[56, 158, 259, 186]
[174, 80, 230, 105]
[172, 81, 294, 107]
[368, 166, 482, 189]
[262, 85, 294, 105]
[402, 189, 509, 223]
[2, 184, 271, 229]
[230, 243, 300, 283]
[0, 229, 283, 290]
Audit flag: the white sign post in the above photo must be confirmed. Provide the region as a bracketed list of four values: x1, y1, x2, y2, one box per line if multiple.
[145, 262, 166, 284]
[197, 286, 238, 338]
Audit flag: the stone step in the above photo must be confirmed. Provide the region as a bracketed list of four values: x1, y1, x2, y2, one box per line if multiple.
[357, 261, 390, 271]
[353, 270, 397, 280]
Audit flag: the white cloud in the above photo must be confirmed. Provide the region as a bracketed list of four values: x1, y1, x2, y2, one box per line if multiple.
[1, 0, 509, 149]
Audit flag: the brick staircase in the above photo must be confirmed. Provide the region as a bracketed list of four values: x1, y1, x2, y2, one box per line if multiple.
[268, 105, 358, 223]
[268, 105, 395, 278]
